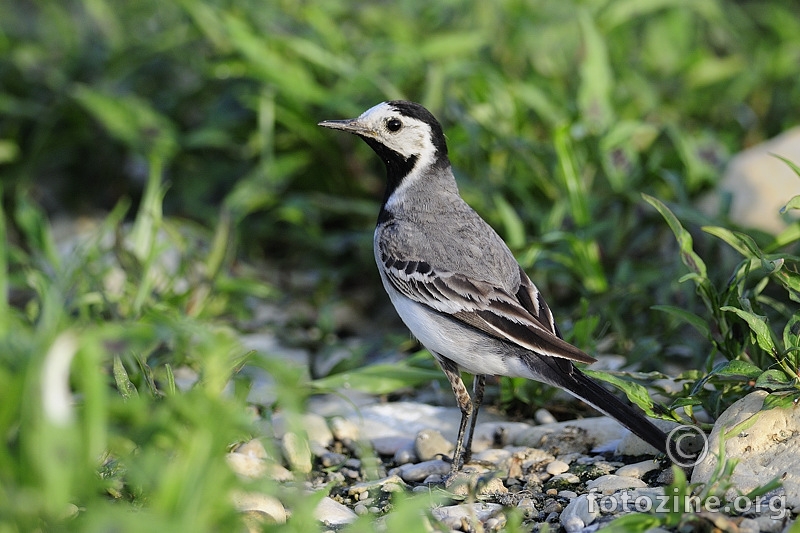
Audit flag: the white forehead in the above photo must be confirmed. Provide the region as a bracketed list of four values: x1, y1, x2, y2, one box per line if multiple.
[360, 101, 392, 119]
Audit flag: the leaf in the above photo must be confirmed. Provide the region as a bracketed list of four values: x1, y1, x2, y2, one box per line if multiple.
[755, 369, 792, 391]
[643, 194, 707, 278]
[582, 369, 656, 417]
[113, 356, 139, 400]
[310, 364, 444, 395]
[761, 391, 800, 410]
[651, 304, 711, 337]
[711, 360, 764, 380]
[781, 195, 800, 214]
[721, 306, 777, 354]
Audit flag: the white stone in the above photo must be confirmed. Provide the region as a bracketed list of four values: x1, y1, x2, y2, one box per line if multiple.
[546, 460, 570, 476]
[615, 418, 679, 456]
[700, 127, 800, 233]
[691, 390, 800, 511]
[535, 409, 557, 425]
[330, 416, 360, 443]
[314, 497, 357, 526]
[396, 459, 451, 482]
[585, 474, 647, 495]
[431, 502, 503, 524]
[414, 428, 454, 462]
[615, 459, 660, 478]
[515, 417, 627, 453]
[560, 494, 599, 532]
[231, 491, 286, 523]
[281, 432, 312, 474]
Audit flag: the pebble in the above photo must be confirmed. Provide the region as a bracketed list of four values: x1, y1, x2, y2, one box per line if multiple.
[738, 518, 760, 533]
[472, 448, 512, 467]
[446, 471, 508, 497]
[273, 412, 333, 452]
[516, 497, 537, 517]
[320, 452, 347, 468]
[535, 408, 557, 425]
[430, 503, 504, 526]
[281, 432, 313, 474]
[549, 473, 581, 484]
[235, 439, 269, 459]
[347, 475, 406, 497]
[231, 491, 286, 524]
[393, 443, 418, 465]
[395, 459, 451, 482]
[414, 429, 454, 462]
[353, 503, 369, 516]
[558, 490, 578, 499]
[560, 493, 599, 532]
[329, 416, 360, 443]
[226, 452, 293, 481]
[586, 474, 647, 495]
[546, 460, 570, 476]
[371, 435, 414, 456]
[615, 460, 660, 478]
[314, 497, 358, 526]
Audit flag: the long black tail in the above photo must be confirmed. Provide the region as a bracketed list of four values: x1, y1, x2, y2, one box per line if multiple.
[540, 358, 668, 454]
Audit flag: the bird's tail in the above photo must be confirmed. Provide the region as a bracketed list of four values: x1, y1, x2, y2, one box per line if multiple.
[539, 359, 668, 454]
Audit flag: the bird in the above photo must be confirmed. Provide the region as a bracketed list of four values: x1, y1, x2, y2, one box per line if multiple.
[319, 100, 667, 473]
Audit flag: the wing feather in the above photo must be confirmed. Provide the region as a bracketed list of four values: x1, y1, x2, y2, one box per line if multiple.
[381, 254, 595, 364]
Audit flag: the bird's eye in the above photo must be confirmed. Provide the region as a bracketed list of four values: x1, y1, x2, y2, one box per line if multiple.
[386, 118, 402, 132]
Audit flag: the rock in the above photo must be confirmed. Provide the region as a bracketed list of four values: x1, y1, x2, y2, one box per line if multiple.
[395, 459, 451, 483]
[330, 416, 360, 444]
[615, 459, 660, 479]
[281, 432, 312, 474]
[585, 475, 647, 495]
[272, 413, 333, 455]
[347, 475, 407, 498]
[314, 497, 357, 526]
[471, 422, 534, 450]
[515, 417, 628, 454]
[431, 503, 504, 528]
[320, 452, 347, 468]
[446, 470, 508, 497]
[414, 429, 454, 462]
[392, 443, 418, 465]
[700, 127, 800, 233]
[235, 439, 270, 459]
[516, 497, 537, 518]
[231, 491, 286, 524]
[371, 435, 414, 456]
[691, 391, 800, 511]
[615, 418, 678, 457]
[546, 460, 570, 476]
[738, 517, 760, 533]
[560, 494, 600, 532]
[226, 452, 293, 481]
[472, 447, 512, 468]
[535, 408, 558, 425]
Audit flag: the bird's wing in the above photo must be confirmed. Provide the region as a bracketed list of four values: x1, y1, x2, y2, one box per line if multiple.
[381, 254, 596, 364]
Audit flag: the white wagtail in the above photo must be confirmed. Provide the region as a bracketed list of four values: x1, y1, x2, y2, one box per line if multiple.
[319, 101, 667, 471]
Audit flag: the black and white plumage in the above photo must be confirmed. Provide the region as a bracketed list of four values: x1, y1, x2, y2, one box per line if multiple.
[319, 101, 667, 471]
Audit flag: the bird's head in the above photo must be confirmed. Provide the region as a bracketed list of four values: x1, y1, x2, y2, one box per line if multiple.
[319, 101, 449, 188]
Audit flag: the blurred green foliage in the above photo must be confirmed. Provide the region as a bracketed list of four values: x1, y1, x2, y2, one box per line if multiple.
[2, 0, 800, 530]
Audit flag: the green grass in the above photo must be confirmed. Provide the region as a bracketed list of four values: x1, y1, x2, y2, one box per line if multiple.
[1, 0, 800, 530]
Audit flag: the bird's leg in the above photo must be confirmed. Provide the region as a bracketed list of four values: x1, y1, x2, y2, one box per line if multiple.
[438, 357, 472, 473]
[462, 374, 485, 465]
